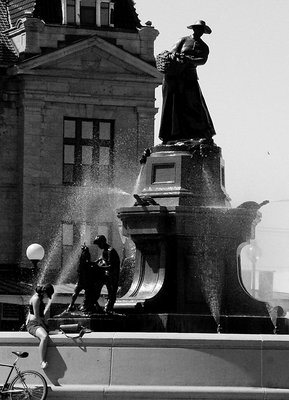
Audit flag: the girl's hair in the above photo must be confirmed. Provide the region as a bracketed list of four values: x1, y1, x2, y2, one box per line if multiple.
[35, 284, 54, 299]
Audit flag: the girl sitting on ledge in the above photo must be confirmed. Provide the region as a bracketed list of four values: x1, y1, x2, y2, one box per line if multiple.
[26, 284, 54, 369]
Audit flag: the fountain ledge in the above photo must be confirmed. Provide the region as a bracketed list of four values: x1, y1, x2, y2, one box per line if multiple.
[1, 332, 289, 399]
[48, 385, 289, 399]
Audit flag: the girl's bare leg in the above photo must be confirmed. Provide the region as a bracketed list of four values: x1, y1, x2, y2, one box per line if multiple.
[35, 327, 48, 367]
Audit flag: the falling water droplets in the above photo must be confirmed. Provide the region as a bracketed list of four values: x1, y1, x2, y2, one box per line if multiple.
[38, 226, 62, 285]
[38, 167, 140, 285]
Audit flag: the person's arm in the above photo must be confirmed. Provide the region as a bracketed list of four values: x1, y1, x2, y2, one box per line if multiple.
[106, 248, 112, 268]
[184, 43, 209, 66]
[170, 37, 186, 54]
[31, 296, 42, 321]
[185, 54, 208, 66]
[44, 299, 52, 317]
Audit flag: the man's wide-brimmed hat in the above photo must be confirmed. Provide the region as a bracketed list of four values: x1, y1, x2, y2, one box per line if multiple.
[187, 20, 212, 34]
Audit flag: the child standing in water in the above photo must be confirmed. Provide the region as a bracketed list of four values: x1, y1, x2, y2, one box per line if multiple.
[26, 284, 54, 369]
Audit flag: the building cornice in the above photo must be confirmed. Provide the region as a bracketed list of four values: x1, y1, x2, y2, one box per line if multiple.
[7, 34, 162, 80]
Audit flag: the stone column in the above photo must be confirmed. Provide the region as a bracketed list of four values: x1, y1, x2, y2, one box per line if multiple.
[96, 0, 101, 26]
[139, 22, 159, 63]
[22, 12, 44, 56]
[136, 107, 158, 153]
[61, 0, 67, 24]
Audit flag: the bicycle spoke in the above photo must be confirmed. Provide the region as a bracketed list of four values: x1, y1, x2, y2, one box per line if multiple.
[9, 371, 47, 400]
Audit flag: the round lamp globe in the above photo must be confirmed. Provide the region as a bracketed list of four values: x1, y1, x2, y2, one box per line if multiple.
[26, 243, 45, 261]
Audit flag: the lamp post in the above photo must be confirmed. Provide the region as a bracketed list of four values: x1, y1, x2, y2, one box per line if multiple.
[26, 243, 45, 281]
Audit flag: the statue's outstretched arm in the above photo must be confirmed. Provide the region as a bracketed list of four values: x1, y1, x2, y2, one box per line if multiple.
[184, 53, 208, 66]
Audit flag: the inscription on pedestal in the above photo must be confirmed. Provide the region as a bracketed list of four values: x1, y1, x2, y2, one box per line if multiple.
[152, 163, 175, 184]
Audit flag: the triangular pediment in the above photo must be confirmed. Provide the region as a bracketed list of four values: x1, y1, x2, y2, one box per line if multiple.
[10, 35, 162, 80]
[42, 45, 138, 75]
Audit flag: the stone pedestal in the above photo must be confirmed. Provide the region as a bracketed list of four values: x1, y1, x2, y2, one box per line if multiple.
[116, 143, 270, 330]
[141, 142, 230, 207]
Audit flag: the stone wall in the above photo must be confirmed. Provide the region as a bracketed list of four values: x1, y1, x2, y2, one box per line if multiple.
[0, 332, 289, 399]
[8, 16, 158, 63]
[0, 78, 21, 264]
[0, 30, 161, 270]
[17, 76, 156, 269]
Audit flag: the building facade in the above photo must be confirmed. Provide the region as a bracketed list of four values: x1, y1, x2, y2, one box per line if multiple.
[0, 0, 161, 284]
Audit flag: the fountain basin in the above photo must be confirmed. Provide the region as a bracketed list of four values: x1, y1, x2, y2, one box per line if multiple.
[49, 313, 289, 334]
[117, 204, 268, 319]
[1, 332, 289, 399]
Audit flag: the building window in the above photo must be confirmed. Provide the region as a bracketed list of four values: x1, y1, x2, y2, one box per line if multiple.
[0, 304, 21, 331]
[62, 222, 92, 272]
[62, 222, 75, 277]
[80, 223, 91, 245]
[80, 0, 96, 26]
[1, 304, 20, 321]
[63, 118, 114, 185]
[62, 223, 74, 246]
[62, 0, 114, 26]
[62, 222, 111, 247]
[100, 2, 109, 26]
[62, 222, 91, 246]
[67, 0, 76, 24]
[96, 223, 111, 243]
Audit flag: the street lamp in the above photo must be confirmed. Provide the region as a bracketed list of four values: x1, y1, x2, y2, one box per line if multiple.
[26, 243, 45, 280]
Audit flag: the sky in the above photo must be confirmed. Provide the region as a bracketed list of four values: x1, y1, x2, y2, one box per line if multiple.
[134, 0, 289, 301]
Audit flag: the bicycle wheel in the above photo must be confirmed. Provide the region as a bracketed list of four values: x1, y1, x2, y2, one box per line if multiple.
[9, 370, 47, 400]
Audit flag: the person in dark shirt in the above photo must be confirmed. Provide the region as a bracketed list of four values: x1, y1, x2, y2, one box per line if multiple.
[93, 235, 120, 313]
[26, 284, 54, 369]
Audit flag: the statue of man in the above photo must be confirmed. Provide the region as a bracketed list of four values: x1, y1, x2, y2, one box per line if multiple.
[66, 244, 95, 313]
[157, 20, 216, 144]
[92, 235, 120, 313]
